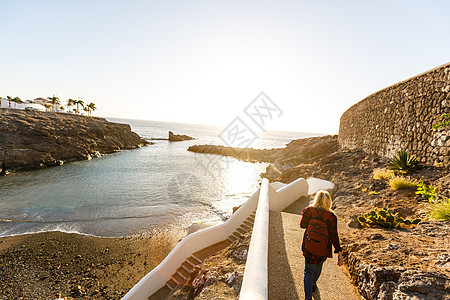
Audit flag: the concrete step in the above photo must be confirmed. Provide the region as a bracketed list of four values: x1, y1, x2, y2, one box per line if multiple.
[165, 279, 177, 290]
[177, 266, 190, 280]
[186, 255, 202, 266]
[243, 220, 254, 228]
[148, 285, 171, 299]
[236, 227, 247, 235]
[228, 235, 238, 243]
[171, 272, 186, 286]
[231, 232, 242, 240]
[181, 261, 193, 272]
[191, 254, 203, 264]
[240, 223, 251, 231]
[192, 240, 230, 261]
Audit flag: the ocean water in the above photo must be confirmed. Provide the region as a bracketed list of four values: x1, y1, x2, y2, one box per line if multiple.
[0, 119, 318, 237]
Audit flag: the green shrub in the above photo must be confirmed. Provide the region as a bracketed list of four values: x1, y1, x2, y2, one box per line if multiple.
[358, 208, 421, 228]
[388, 150, 420, 172]
[415, 181, 437, 203]
[431, 113, 450, 130]
[388, 176, 418, 190]
[428, 199, 450, 221]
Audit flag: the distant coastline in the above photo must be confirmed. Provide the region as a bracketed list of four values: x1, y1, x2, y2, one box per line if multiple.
[187, 144, 279, 163]
[0, 108, 150, 175]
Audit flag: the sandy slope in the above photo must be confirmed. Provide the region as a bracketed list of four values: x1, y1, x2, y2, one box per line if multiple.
[0, 230, 185, 299]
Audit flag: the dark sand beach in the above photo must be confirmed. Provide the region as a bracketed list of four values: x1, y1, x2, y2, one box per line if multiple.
[0, 230, 185, 299]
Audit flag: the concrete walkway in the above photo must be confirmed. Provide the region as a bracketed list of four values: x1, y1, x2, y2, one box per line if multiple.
[268, 197, 361, 300]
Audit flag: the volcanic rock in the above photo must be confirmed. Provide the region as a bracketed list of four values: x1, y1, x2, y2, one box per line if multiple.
[0, 108, 150, 174]
[168, 131, 195, 141]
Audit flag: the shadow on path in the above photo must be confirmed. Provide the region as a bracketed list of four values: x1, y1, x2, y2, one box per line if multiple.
[268, 196, 310, 299]
[268, 196, 361, 300]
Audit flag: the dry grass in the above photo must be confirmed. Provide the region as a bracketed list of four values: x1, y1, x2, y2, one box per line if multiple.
[428, 199, 450, 221]
[373, 168, 396, 181]
[388, 176, 418, 190]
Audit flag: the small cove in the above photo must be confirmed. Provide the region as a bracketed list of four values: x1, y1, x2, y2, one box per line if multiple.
[0, 118, 317, 237]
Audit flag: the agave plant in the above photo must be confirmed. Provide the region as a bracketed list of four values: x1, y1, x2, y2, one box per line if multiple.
[388, 150, 420, 172]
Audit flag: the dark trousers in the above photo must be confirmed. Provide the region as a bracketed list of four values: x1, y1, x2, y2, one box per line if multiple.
[304, 261, 324, 300]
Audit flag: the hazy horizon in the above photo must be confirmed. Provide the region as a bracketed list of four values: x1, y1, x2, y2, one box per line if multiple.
[107, 116, 329, 137]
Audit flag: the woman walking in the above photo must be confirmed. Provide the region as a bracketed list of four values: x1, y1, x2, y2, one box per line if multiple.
[300, 190, 343, 300]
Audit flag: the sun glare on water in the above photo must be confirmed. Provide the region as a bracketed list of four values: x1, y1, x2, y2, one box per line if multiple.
[225, 160, 261, 193]
[209, 159, 266, 217]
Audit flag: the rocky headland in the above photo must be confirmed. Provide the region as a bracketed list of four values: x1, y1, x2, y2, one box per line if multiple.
[184, 136, 450, 299]
[187, 144, 279, 163]
[0, 108, 150, 175]
[168, 131, 196, 141]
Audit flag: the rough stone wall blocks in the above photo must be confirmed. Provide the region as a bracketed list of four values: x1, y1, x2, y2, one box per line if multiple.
[339, 62, 450, 167]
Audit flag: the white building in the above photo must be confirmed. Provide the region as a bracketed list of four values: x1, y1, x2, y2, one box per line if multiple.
[33, 97, 50, 105]
[0, 98, 46, 111]
[1, 97, 91, 114]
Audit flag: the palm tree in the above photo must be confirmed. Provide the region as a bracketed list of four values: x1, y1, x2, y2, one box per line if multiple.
[6, 96, 12, 108]
[83, 106, 90, 116]
[12, 97, 23, 108]
[87, 102, 96, 116]
[67, 99, 75, 113]
[47, 95, 60, 112]
[43, 103, 52, 112]
[74, 99, 84, 114]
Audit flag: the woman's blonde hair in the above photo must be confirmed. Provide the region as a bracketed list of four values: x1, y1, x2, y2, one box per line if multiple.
[311, 190, 333, 212]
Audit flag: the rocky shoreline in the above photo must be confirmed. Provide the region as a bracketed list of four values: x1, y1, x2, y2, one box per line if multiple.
[0, 109, 150, 175]
[187, 136, 450, 299]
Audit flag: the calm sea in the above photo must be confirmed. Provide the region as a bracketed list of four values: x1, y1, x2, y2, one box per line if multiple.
[0, 119, 319, 237]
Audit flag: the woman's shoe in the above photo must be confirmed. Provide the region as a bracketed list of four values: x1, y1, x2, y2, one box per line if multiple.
[312, 286, 321, 300]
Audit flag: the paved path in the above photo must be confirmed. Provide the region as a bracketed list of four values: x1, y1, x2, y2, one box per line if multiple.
[268, 197, 361, 300]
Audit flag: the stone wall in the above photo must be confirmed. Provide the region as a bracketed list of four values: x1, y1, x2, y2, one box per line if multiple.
[338, 62, 450, 167]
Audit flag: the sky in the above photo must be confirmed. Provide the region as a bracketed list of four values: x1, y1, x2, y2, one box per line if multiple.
[0, 0, 449, 134]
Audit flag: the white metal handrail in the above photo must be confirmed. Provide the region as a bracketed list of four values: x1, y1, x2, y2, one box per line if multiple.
[239, 178, 270, 300]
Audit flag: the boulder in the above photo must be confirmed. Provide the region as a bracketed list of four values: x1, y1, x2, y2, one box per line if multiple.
[168, 131, 195, 141]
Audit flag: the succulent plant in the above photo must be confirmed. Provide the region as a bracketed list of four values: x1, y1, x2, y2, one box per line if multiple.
[412, 218, 421, 225]
[357, 207, 421, 228]
[388, 150, 420, 172]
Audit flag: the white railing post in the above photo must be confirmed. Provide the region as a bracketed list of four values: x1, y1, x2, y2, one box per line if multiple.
[239, 178, 270, 300]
